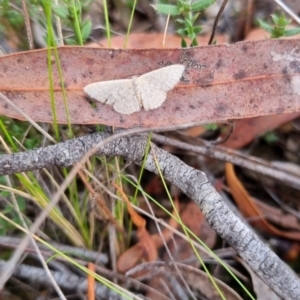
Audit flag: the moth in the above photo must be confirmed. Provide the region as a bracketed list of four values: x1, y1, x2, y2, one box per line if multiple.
[84, 64, 185, 115]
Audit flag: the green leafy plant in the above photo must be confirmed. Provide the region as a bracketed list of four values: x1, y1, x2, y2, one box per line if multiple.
[0, 0, 27, 47]
[0, 117, 41, 150]
[263, 132, 280, 144]
[151, 0, 215, 47]
[0, 0, 24, 29]
[204, 123, 219, 131]
[0, 189, 26, 236]
[51, 0, 92, 45]
[257, 12, 300, 38]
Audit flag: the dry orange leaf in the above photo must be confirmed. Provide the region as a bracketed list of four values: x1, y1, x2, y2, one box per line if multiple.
[87, 262, 95, 300]
[225, 162, 300, 241]
[1, 39, 300, 128]
[113, 182, 156, 273]
[116, 190, 180, 274]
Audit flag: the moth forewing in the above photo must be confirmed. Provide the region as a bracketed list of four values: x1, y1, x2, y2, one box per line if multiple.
[84, 79, 130, 104]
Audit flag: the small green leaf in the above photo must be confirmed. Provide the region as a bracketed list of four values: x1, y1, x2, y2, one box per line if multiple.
[0, 176, 7, 185]
[204, 123, 218, 130]
[193, 25, 202, 34]
[263, 132, 279, 144]
[17, 197, 26, 212]
[271, 14, 279, 24]
[191, 13, 200, 24]
[66, 38, 77, 45]
[257, 19, 273, 34]
[52, 5, 69, 19]
[177, 28, 187, 36]
[7, 10, 24, 27]
[178, 3, 190, 15]
[178, 0, 189, 5]
[191, 0, 215, 11]
[0, 228, 7, 236]
[68, 6, 76, 19]
[150, 4, 180, 16]
[185, 18, 193, 28]
[3, 205, 13, 214]
[24, 137, 40, 150]
[273, 13, 290, 27]
[284, 27, 300, 37]
[191, 38, 198, 46]
[280, 18, 290, 27]
[181, 38, 187, 48]
[81, 19, 92, 41]
[258, 12, 298, 38]
[176, 18, 185, 24]
[75, 0, 82, 12]
[188, 32, 196, 40]
[271, 26, 285, 38]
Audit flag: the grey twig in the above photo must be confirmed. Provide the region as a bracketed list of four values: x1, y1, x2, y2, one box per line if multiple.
[151, 133, 300, 189]
[0, 260, 130, 300]
[0, 236, 108, 264]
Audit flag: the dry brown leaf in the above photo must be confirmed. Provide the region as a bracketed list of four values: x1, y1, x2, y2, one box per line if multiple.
[1, 39, 300, 128]
[116, 195, 179, 274]
[252, 197, 300, 232]
[146, 201, 216, 298]
[142, 262, 243, 300]
[221, 113, 300, 149]
[164, 200, 216, 263]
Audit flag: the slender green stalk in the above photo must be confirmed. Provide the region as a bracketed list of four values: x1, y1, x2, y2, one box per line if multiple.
[0, 120, 17, 151]
[102, 0, 111, 47]
[124, 0, 138, 48]
[52, 46, 73, 138]
[69, 0, 83, 45]
[41, 0, 59, 140]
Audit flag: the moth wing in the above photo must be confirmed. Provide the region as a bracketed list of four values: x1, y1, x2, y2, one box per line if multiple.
[84, 79, 141, 114]
[140, 88, 167, 111]
[84, 79, 126, 104]
[112, 82, 141, 114]
[137, 64, 185, 110]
